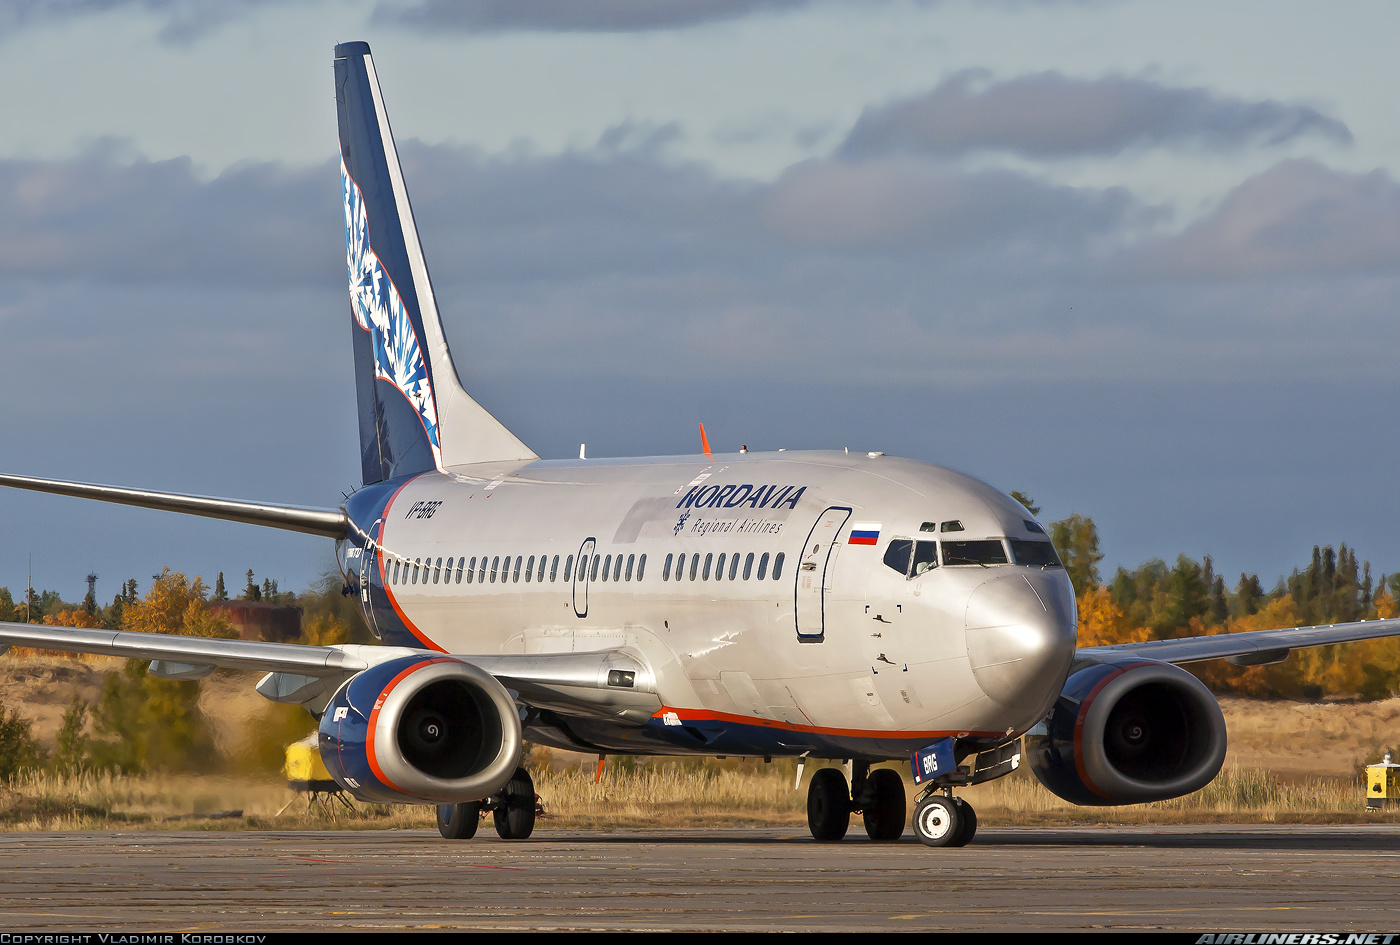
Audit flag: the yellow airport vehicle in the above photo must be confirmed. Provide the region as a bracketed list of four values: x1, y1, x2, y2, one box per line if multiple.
[1365, 751, 1399, 809]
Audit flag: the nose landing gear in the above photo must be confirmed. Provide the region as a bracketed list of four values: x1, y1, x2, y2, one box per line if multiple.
[912, 789, 977, 847]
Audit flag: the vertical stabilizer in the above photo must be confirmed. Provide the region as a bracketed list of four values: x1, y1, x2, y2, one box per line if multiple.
[334, 41, 537, 485]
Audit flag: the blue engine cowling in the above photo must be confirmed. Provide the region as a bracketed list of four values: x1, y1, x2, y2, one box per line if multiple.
[319, 654, 523, 804]
[1025, 658, 1227, 806]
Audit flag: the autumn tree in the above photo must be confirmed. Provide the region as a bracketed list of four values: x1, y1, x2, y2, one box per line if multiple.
[1049, 514, 1103, 596]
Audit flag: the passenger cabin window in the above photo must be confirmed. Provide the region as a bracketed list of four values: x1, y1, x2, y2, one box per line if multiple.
[772, 552, 785, 580]
[637, 554, 646, 580]
[743, 552, 754, 580]
[714, 553, 724, 580]
[613, 555, 623, 582]
[663, 554, 674, 580]
[455, 558, 464, 584]
[467, 556, 476, 583]
[703, 553, 713, 580]
[591, 555, 602, 582]
[413, 558, 421, 584]
[601, 554, 612, 582]
[883, 539, 913, 575]
[728, 553, 740, 580]
[625, 554, 635, 581]
[942, 540, 1009, 566]
[912, 541, 938, 576]
[490, 556, 500, 583]
[525, 555, 535, 582]
[513, 556, 523, 582]
[433, 557, 442, 584]
[940, 521, 965, 533]
[551, 555, 560, 582]
[689, 554, 700, 581]
[537, 556, 547, 582]
[1010, 539, 1062, 568]
[757, 553, 769, 580]
[564, 555, 573, 582]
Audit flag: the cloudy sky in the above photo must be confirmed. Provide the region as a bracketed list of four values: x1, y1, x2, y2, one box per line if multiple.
[2, 0, 1399, 603]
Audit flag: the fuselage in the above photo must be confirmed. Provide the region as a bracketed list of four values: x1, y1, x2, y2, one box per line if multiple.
[344, 449, 1078, 762]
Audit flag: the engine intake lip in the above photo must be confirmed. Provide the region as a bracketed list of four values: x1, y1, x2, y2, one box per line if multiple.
[1077, 661, 1226, 804]
[368, 658, 522, 802]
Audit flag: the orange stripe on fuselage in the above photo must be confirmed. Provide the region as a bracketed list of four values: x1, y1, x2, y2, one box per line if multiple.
[653, 705, 1003, 742]
[378, 474, 446, 653]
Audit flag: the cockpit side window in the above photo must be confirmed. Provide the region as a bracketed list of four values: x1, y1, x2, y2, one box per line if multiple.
[942, 539, 1009, 565]
[1010, 538, 1062, 567]
[912, 541, 938, 576]
[883, 539, 913, 576]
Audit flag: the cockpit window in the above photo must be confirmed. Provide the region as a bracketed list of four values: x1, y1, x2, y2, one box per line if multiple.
[919, 522, 938, 533]
[1010, 539, 1061, 567]
[940, 521, 965, 533]
[942, 539, 1008, 565]
[883, 539, 913, 575]
[912, 540, 938, 576]
[1023, 520, 1045, 535]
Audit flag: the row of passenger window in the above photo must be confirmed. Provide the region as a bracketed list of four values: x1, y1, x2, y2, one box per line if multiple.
[660, 551, 785, 582]
[386, 551, 647, 587]
[883, 537, 1061, 577]
[383, 548, 790, 588]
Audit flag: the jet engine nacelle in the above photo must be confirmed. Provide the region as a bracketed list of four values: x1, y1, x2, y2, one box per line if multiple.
[318, 654, 522, 804]
[1025, 658, 1227, 806]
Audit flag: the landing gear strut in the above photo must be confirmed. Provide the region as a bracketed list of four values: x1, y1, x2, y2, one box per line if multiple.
[435, 766, 538, 840]
[912, 789, 976, 847]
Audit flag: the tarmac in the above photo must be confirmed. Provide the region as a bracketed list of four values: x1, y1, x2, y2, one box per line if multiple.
[1, 825, 1398, 932]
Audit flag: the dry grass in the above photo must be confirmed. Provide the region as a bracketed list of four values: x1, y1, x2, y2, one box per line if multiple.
[2, 757, 1393, 832]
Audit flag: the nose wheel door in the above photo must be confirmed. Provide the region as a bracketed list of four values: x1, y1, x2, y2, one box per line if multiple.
[795, 506, 851, 642]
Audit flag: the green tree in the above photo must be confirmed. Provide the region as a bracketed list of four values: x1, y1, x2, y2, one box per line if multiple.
[0, 702, 44, 783]
[53, 696, 89, 776]
[88, 661, 216, 775]
[1010, 491, 1041, 516]
[1049, 514, 1103, 595]
[214, 572, 228, 601]
[243, 569, 260, 602]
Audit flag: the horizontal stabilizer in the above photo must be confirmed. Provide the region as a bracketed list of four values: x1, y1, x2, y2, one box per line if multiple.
[0, 473, 347, 539]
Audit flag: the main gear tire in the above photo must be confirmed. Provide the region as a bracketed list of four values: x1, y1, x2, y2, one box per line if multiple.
[436, 801, 481, 839]
[493, 767, 537, 840]
[861, 768, 907, 842]
[807, 767, 852, 842]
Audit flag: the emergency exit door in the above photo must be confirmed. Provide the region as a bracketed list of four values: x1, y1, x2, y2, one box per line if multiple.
[795, 506, 851, 641]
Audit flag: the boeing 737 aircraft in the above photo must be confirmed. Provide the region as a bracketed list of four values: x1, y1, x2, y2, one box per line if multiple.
[3, 42, 1399, 847]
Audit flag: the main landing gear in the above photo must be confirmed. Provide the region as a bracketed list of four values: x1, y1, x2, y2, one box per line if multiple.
[805, 762, 907, 843]
[436, 766, 538, 840]
[804, 761, 978, 846]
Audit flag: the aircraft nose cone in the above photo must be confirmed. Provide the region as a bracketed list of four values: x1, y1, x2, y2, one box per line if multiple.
[965, 572, 1077, 723]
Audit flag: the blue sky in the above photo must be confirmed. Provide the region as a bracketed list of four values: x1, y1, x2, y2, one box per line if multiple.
[3, 0, 1400, 603]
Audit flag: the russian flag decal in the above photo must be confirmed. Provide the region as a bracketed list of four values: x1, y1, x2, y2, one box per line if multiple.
[848, 523, 881, 545]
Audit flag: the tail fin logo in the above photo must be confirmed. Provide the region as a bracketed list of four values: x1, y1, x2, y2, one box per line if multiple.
[343, 158, 441, 467]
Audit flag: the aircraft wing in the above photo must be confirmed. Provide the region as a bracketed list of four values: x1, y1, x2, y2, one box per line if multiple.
[0, 622, 657, 718]
[1075, 616, 1400, 666]
[0, 473, 348, 539]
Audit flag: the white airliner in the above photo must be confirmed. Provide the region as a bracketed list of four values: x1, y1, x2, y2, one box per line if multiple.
[3, 42, 1398, 847]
